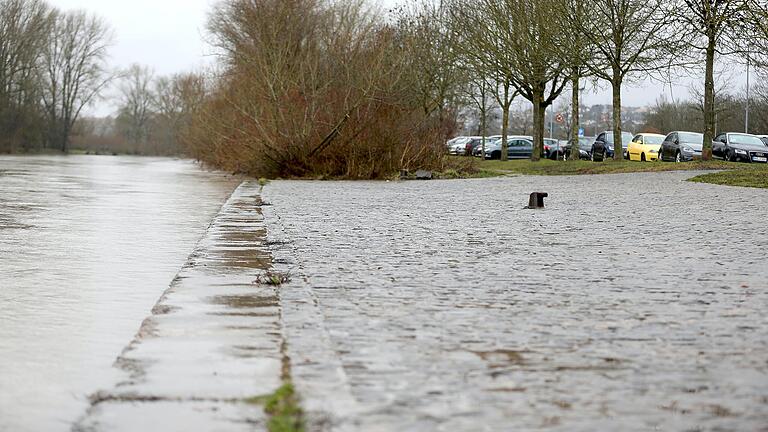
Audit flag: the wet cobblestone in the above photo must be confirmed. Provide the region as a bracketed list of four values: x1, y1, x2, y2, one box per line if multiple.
[263, 172, 768, 431]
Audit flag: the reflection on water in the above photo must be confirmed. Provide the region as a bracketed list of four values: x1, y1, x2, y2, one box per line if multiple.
[0, 155, 237, 431]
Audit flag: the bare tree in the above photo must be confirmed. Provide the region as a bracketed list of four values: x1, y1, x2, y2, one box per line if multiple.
[115, 64, 154, 151]
[575, 0, 678, 160]
[0, 0, 53, 151]
[397, 1, 465, 124]
[556, 0, 595, 160]
[154, 72, 207, 154]
[450, 0, 522, 161]
[41, 9, 112, 152]
[462, 74, 497, 156]
[676, 0, 750, 159]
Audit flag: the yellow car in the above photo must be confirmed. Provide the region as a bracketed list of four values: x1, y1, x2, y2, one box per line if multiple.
[628, 133, 665, 161]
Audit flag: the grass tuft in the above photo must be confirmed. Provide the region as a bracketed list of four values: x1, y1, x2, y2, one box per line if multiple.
[254, 270, 291, 286]
[246, 383, 304, 432]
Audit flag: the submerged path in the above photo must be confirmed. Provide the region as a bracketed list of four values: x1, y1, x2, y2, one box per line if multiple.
[75, 172, 768, 431]
[261, 172, 768, 431]
[76, 182, 282, 431]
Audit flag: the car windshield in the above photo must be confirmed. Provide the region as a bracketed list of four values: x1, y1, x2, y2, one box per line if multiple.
[644, 135, 664, 145]
[679, 132, 703, 143]
[605, 132, 634, 144]
[729, 134, 765, 146]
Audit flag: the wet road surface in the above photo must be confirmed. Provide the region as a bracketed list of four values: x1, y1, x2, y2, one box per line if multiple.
[262, 172, 768, 431]
[0, 156, 238, 431]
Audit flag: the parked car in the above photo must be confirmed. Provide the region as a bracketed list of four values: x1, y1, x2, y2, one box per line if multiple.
[466, 136, 500, 156]
[548, 140, 568, 160]
[543, 138, 559, 159]
[627, 133, 665, 162]
[590, 131, 634, 161]
[484, 136, 535, 160]
[447, 136, 470, 155]
[557, 137, 594, 160]
[659, 131, 704, 162]
[712, 133, 768, 163]
[473, 137, 501, 157]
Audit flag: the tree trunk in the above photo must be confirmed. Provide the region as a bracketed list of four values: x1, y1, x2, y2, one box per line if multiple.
[500, 83, 510, 161]
[611, 71, 623, 161]
[531, 87, 545, 162]
[702, 38, 716, 160]
[480, 95, 487, 157]
[569, 70, 580, 161]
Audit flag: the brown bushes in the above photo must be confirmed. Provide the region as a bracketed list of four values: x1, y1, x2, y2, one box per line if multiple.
[182, 0, 455, 179]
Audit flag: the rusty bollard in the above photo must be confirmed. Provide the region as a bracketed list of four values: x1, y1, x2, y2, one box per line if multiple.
[526, 192, 548, 209]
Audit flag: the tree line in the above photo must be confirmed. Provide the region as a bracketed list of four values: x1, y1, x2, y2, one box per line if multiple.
[444, 0, 768, 162]
[0, 0, 111, 153]
[4, 0, 768, 174]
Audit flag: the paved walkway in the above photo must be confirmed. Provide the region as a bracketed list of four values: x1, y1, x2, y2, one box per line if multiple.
[262, 172, 768, 431]
[75, 182, 282, 432]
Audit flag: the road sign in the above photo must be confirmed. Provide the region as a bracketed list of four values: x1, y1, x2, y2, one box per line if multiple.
[578, 128, 585, 137]
[555, 113, 565, 124]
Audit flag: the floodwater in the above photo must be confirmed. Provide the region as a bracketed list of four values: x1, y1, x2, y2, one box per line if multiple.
[0, 156, 237, 431]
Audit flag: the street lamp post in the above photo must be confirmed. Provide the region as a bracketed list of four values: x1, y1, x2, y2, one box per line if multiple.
[746, 45, 750, 133]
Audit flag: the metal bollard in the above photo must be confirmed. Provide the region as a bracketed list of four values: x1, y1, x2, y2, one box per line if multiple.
[526, 192, 548, 209]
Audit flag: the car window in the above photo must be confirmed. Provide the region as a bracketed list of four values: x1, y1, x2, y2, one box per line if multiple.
[597, 133, 605, 142]
[728, 134, 764, 146]
[679, 132, 704, 143]
[632, 135, 641, 143]
[644, 135, 664, 145]
[715, 134, 725, 142]
[665, 132, 677, 142]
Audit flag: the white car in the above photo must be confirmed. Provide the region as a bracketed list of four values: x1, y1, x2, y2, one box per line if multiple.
[447, 136, 470, 155]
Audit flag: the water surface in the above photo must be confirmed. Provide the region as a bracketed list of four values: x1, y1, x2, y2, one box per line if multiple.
[0, 155, 237, 431]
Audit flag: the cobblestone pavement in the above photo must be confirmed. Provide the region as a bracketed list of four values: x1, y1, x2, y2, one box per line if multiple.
[75, 182, 282, 432]
[263, 172, 768, 431]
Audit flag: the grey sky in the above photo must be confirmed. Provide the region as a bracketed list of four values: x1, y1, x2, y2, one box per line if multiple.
[47, 0, 748, 116]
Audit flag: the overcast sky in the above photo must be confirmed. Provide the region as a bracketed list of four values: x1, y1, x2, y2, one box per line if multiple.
[48, 0, 749, 116]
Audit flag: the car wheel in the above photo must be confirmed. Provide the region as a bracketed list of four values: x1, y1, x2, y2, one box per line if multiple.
[675, 151, 681, 163]
[641, 153, 646, 162]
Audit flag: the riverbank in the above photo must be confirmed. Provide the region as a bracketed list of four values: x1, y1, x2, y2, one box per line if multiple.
[75, 182, 295, 432]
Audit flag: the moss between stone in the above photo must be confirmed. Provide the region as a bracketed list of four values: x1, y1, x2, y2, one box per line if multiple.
[246, 383, 304, 432]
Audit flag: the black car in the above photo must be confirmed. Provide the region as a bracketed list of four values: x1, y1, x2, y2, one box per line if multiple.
[560, 136, 594, 160]
[712, 133, 768, 163]
[659, 131, 703, 162]
[590, 131, 634, 161]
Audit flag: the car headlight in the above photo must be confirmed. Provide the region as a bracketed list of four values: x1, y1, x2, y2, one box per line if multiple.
[735, 149, 748, 155]
[682, 146, 694, 153]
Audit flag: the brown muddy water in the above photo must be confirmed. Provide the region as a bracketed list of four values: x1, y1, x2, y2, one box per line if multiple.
[0, 156, 237, 431]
